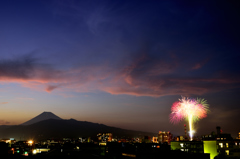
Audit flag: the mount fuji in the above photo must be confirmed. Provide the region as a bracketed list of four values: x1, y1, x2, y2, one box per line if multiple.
[21, 112, 62, 125]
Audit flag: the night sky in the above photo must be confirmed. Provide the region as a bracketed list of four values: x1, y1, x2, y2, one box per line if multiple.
[0, 0, 240, 138]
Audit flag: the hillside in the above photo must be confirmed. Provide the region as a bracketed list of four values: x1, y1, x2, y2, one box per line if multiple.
[0, 119, 156, 140]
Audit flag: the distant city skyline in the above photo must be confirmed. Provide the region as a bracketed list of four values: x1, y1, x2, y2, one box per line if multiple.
[0, 0, 239, 138]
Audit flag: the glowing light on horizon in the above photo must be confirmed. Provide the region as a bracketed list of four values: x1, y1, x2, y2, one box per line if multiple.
[170, 96, 209, 141]
[28, 140, 33, 146]
[28, 140, 33, 144]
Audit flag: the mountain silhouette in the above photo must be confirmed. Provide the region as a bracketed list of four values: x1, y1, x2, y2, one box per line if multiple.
[0, 112, 156, 140]
[21, 112, 62, 125]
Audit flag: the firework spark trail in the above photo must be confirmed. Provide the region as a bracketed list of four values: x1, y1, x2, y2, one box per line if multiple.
[170, 97, 209, 141]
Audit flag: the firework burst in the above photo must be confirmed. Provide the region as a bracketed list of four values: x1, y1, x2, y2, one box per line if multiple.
[170, 97, 209, 141]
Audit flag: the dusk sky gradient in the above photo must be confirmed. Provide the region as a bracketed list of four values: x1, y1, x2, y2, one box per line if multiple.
[0, 0, 240, 137]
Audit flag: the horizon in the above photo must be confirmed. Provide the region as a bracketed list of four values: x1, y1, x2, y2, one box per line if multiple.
[1, 111, 237, 138]
[0, 0, 239, 139]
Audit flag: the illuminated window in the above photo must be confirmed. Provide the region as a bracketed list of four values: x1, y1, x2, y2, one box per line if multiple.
[225, 150, 229, 155]
[226, 143, 229, 148]
[219, 143, 223, 148]
[180, 143, 184, 147]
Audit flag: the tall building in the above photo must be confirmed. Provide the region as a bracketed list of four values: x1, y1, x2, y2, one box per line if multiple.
[158, 131, 172, 144]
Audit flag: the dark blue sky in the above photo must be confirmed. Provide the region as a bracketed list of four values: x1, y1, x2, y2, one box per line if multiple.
[0, 0, 239, 137]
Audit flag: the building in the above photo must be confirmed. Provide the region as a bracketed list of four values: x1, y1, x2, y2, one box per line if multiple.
[171, 139, 240, 159]
[201, 126, 240, 158]
[1, 138, 16, 145]
[158, 131, 172, 144]
[152, 136, 158, 143]
[171, 127, 240, 159]
[97, 133, 113, 142]
[171, 140, 217, 159]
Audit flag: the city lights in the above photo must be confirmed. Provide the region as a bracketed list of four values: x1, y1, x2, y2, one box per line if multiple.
[28, 140, 33, 144]
[32, 149, 37, 154]
[27, 140, 34, 146]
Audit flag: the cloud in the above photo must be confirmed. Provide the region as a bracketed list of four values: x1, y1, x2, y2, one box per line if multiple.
[0, 55, 61, 82]
[191, 58, 209, 70]
[0, 102, 8, 104]
[100, 52, 239, 97]
[0, 56, 35, 79]
[0, 52, 239, 97]
[46, 85, 59, 92]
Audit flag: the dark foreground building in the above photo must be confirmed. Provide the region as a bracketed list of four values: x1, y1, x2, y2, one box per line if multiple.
[0, 141, 211, 159]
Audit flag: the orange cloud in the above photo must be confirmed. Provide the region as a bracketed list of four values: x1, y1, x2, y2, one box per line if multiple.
[46, 85, 59, 92]
[191, 58, 209, 70]
[0, 102, 8, 104]
[0, 55, 239, 97]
